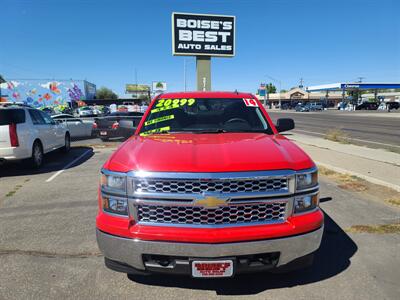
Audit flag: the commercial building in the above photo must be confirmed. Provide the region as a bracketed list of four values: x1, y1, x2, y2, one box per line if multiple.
[256, 82, 400, 108]
[256, 87, 343, 108]
[0, 79, 96, 107]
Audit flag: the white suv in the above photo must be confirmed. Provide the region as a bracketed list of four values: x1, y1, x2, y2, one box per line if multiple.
[0, 103, 70, 168]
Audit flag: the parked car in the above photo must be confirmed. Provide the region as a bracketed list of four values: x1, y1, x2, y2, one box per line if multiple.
[93, 111, 143, 141]
[97, 91, 323, 277]
[76, 106, 95, 117]
[295, 103, 310, 112]
[355, 102, 379, 110]
[281, 103, 295, 110]
[309, 103, 324, 111]
[337, 101, 347, 110]
[387, 102, 400, 110]
[51, 114, 94, 138]
[0, 103, 70, 168]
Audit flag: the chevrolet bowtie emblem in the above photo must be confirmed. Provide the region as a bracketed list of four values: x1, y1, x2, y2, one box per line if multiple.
[195, 196, 227, 207]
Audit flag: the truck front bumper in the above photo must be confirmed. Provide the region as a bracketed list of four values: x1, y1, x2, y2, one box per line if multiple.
[96, 226, 323, 273]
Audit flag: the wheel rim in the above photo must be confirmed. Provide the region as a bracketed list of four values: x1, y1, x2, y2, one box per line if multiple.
[34, 145, 42, 165]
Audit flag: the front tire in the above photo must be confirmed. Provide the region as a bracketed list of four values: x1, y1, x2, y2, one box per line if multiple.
[62, 133, 71, 153]
[29, 141, 43, 169]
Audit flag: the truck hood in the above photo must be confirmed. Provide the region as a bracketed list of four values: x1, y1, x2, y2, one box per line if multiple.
[104, 133, 315, 173]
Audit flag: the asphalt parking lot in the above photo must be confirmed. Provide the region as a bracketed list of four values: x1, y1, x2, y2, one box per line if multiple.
[0, 140, 399, 299]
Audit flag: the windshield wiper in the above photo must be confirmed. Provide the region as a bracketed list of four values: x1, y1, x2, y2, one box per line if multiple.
[190, 129, 228, 134]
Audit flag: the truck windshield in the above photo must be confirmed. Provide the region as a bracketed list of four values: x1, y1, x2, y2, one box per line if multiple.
[139, 98, 272, 135]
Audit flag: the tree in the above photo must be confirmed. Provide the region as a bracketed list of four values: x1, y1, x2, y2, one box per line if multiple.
[96, 87, 118, 100]
[266, 83, 277, 94]
[280, 89, 287, 93]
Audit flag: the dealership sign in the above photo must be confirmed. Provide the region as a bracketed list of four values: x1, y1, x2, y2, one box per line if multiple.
[172, 12, 235, 57]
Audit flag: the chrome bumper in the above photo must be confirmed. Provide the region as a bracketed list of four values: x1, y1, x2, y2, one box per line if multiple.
[96, 226, 324, 270]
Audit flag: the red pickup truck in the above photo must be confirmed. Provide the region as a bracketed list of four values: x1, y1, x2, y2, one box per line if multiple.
[96, 91, 323, 278]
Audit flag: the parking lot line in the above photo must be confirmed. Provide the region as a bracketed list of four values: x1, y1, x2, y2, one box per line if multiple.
[45, 149, 93, 183]
[294, 129, 400, 148]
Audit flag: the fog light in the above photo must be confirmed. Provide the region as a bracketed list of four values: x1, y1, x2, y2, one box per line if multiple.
[294, 194, 319, 214]
[102, 196, 128, 216]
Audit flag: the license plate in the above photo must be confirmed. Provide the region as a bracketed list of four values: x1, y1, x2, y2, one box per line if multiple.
[191, 260, 233, 278]
[100, 131, 107, 136]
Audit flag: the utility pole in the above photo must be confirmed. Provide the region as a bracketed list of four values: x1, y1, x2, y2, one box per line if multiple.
[356, 77, 365, 105]
[299, 78, 304, 88]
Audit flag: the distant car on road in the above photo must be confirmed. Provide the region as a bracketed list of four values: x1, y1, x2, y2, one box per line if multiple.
[355, 102, 379, 110]
[93, 111, 143, 141]
[0, 103, 70, 168]
[51, 114, 94, 138]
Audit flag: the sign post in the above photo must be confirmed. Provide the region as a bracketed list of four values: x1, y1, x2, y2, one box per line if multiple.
[196, 56, 211, 91]
[172, 12, 235, 91]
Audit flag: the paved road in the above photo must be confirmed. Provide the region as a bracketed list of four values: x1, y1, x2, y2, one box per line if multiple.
[268, 110, 400, 151]
[0, 142, 399, 299]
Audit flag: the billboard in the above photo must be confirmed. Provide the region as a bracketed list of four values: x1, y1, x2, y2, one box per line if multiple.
[125, 84, 150, 94]
[172, 12, 235, 57]
[84, 81, 97, 99]
[152, 81, 167, 92]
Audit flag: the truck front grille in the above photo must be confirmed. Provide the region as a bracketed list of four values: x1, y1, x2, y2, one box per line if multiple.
[136, 202, 287, 226]
[134, 178, 288, 194]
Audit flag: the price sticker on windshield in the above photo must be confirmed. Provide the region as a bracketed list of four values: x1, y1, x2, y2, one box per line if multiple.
[243, 98, 258, 107]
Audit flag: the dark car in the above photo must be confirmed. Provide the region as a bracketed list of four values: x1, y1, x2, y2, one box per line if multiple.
[94, 111, 143, 141]
[295, 103, 310, 112]
[387, 102, 400, 110]
[281, 103, 295, 110]
[355, 102, 379, 110]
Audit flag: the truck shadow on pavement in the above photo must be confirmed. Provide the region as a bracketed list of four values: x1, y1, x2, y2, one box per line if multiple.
[127, 212, 358, 296]
[0, 147, 94, 178]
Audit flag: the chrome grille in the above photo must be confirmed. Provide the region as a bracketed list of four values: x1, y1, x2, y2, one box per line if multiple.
[137, 202, 287, 226]
[134, 178, 288, 194]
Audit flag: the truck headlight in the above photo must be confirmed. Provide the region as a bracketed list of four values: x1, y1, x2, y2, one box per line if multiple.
[101, 172, 127, 194]
[296, 169, 318, 191]
[100, 170, 128, 216]
[102, 196, 128, 216]
[294, 194, 319, 214]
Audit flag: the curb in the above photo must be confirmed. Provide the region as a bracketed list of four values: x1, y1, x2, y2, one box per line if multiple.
[316, 161, 400, 193]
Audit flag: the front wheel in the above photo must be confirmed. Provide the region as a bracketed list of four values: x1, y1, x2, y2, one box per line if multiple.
[62, 134, 71, 153]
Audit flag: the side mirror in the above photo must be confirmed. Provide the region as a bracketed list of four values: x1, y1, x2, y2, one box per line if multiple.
[275, 118, 295, 133]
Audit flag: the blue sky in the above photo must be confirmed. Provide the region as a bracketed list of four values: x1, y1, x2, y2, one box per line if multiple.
[1, 0, 399, 95]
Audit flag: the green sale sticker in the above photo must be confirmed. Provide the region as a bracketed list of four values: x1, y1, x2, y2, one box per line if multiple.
[144, 114, 175, 126]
